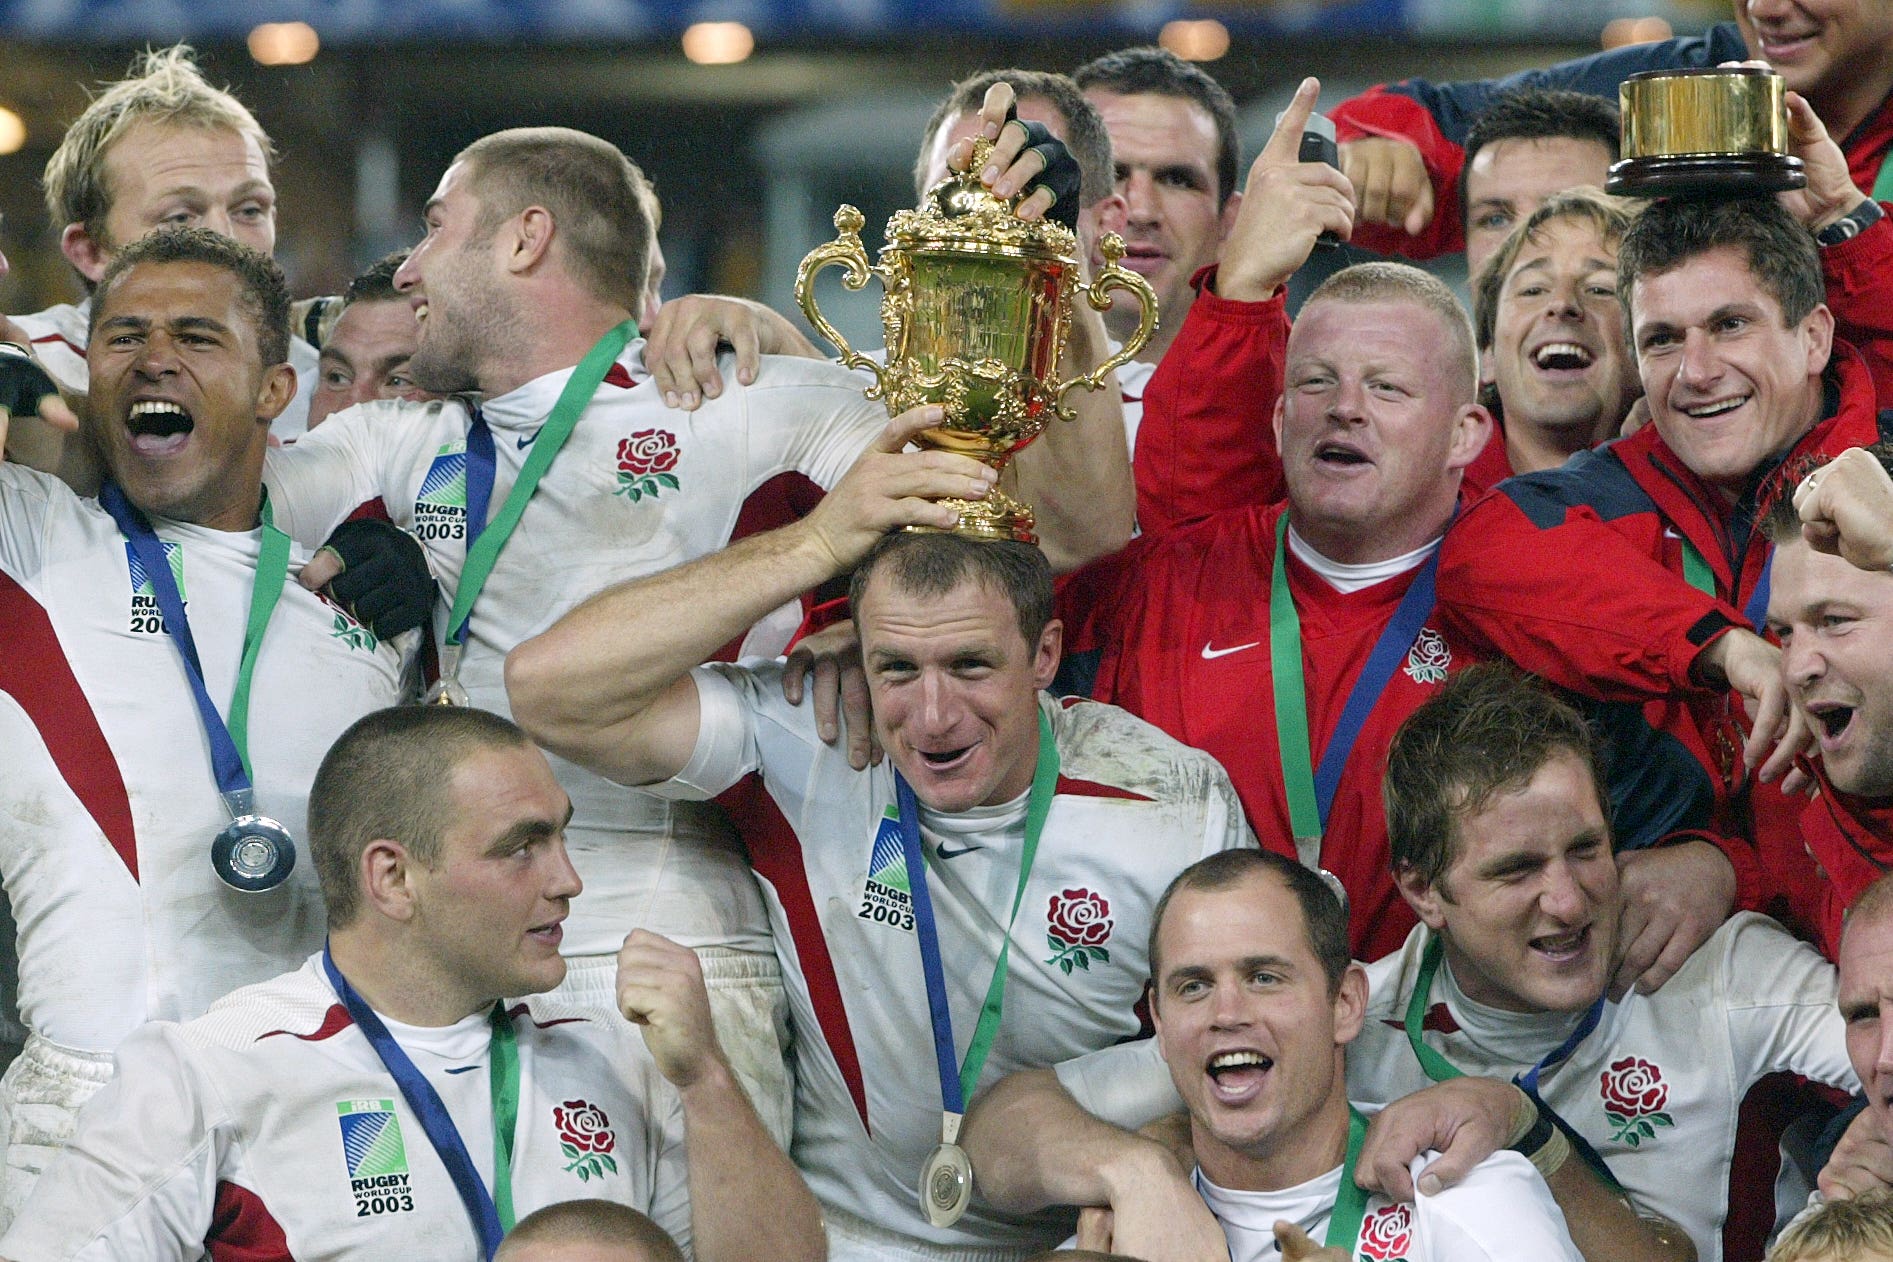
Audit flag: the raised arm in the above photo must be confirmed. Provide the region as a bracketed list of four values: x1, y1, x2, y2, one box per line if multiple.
[1133, 78, 1352, 532]
[505, 405, 993, 786]
[1331, 28, 1737, 257]
[616, 930, 824, 1262]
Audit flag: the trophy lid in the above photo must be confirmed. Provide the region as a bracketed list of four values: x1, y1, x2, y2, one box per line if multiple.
[885, 136, 1080, 264]
[1618, 65, 1791, 160]
[1609, 64, 1804, 197]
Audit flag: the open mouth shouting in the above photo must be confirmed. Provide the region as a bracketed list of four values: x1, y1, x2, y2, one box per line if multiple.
[1530, 341, 1596, 375]
[1808, 700, 1858, 753]
[1205, 1049, 1274, 1105]
[1313, 438, 1372, 470]
[915, 744, 977, 775]
[125, 398, 195, 458]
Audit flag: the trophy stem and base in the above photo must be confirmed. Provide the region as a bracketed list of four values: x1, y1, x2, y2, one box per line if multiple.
[902, 487, 1038, 544]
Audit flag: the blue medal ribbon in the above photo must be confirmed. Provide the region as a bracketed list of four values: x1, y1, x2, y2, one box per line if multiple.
[1406, 933, 1623, 1191]
[1270, 515, 1447, 857]
[100, 482, 287, 801]
[321, 945, 517, 1259]
[895, 711, 1059, 1119]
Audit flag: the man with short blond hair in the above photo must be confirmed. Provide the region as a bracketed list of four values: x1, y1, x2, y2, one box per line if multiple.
[12, 44, 319, 437]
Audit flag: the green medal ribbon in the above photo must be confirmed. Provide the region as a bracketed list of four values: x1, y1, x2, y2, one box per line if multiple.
[1873, 151, 1893, 205]
[1324, 1106, 1371, 1253]
[1269, 514, 1322, 856]
[1404, 933, 1471, 1083]
[227, 498, 289, 778]
[1402, 933, 1625, 1193]
[101, 485, 289, 784]
[443, 320, 635, 648]
[488, 1004, 520, 1232]
[896, 711, 1059, 1111]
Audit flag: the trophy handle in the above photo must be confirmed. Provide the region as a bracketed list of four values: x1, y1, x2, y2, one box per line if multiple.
[1054, 232, 1159, 415]
[794, 205, 891, 398]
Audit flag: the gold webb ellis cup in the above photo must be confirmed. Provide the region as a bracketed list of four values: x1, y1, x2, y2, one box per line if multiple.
[795, 136, 1158, 544]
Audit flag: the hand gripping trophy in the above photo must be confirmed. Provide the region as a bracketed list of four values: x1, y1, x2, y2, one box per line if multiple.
[796, 136, 1158, 544]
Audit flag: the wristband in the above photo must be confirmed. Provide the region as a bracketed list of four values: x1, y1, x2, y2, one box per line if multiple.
[1524, 1124, 1571, 1181]
[1505, 1092, 1571, 1180]
[1817, 198, 1885, 247]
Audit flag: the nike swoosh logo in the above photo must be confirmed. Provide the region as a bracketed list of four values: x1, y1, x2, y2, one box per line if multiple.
[444, 1066, 480, 1074]
[936, 843, 980, 859]
[1201, 641, 1261, 660]
[516, 431, 539, 449]
[1663, 527, 1682, 539]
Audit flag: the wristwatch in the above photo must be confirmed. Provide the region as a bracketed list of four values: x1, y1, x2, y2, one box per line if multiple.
[1817, 198, 1886, 247]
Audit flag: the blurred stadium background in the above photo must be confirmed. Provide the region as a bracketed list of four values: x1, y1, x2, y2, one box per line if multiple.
[0, 0, 1727, 342]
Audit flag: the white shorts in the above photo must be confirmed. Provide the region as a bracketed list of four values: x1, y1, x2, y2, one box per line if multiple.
[552, 946, 792, 1149]
[823, 1205, 1034, 1262]
[0, 1034, 114, 1234]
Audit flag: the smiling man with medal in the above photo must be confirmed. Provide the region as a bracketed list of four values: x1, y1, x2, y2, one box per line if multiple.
[506, 391, 1251, 1261]
[0, 229, 417, 1230]
[2, 706, 819, 1262]
[1135, 848, 1582, 1262]
[262, 120, 1136, 1161]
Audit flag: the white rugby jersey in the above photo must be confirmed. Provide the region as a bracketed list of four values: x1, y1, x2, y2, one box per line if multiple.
[650, 664, 1254, 1253]
[1349, 915, 1855, 1262]
[1058, 913, 1855, 1262]
[263, 343, 885, 958]
[10, 300, 320, 442]
[1198, 1142, 1579, 1262]
[0, 464, 413, 1051]
[0, 955, 687, 1261]
[1118, 353, 1155, 456]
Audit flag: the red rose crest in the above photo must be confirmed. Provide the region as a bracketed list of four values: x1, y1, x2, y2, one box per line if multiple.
[1403, 627, 1451, 685]
[1599, 1056, 1674, 1147]
[1358, 1203, 1413, 1261]
[614, 429, 681, 502]
[1044, 888, 1113, 975]
[554, 1099, 620, 1181]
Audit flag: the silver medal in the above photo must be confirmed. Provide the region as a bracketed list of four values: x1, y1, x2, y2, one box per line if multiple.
[919, 1141, 973, 1228]
[919, 1111, 973, 1227]
[212, 790, 296, 893]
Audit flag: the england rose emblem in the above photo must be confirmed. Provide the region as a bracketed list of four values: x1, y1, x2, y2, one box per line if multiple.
[1044, 888, 1113, 975]
[1599, 1056, 1674, 1147]
[554, 1099, 620, 1180]
[1359, 1204, 1413, 1260]
[1403, 627, 1452, 685]
[614, 429, 681, 502]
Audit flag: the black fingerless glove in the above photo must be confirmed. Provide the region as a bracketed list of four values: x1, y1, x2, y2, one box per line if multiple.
[318, 518, 435, 640]
[1014, 119, 1083, 233]
[0, 343, 59, 417]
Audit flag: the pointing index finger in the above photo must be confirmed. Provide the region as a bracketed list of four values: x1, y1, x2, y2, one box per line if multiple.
[1262, 77, 1322, 165]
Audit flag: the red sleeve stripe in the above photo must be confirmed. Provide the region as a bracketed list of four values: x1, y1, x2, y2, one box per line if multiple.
[258, 1003, 353, 1042]
[29, 333, 84, 357]
[0, 571, 139, 879]
[720, 777, 871, 1130]
[207, 1180, 292, 1260]
[1053, 775, 1154, 803]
